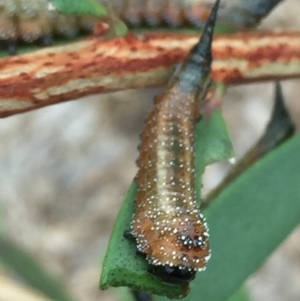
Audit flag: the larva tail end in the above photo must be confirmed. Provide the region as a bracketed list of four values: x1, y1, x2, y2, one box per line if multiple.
[194, 0, 220, 63]
[206, 0, 221, 31]
[169, 0, 220, 91]
[148, 264, 196, 285]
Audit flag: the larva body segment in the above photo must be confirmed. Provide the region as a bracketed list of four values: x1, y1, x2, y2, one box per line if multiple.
[129, 0, 220, 285]
[0, 0, 98, 54]
[100, 0, 212, 28]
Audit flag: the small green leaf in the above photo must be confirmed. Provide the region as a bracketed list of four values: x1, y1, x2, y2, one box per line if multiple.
[49, 0, 108, 16]
[197, 109, 233, 167]
[114, 21, 129, 37]
[102, 10, 129, 39]
[104, 20, 129, 39]
[195, 108, 234, 201]
[100, 110, 234, 298]
[0, 237, 74, 301]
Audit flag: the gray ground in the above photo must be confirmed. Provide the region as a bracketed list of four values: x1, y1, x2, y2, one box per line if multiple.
[0, 1, 300, 301]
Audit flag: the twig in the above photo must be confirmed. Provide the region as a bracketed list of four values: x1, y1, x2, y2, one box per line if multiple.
[0, 31, 300, 117]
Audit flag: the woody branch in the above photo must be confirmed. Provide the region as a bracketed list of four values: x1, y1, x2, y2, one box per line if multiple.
[0, 31, 299, 117]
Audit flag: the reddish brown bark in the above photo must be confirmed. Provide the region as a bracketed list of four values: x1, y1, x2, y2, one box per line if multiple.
[0, 31, 299, 117]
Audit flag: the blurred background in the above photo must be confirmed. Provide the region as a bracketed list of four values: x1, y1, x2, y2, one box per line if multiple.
[0, 0, 300, 301]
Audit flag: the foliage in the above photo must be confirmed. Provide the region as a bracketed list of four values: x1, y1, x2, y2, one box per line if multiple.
[49, 0, 108, 16]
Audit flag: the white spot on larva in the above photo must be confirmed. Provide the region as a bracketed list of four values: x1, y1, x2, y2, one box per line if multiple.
[205, 254, 211, 261]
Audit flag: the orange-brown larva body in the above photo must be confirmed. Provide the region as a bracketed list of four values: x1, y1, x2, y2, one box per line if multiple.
[132, 85, 210, 283]
[128, 0, 220, 285]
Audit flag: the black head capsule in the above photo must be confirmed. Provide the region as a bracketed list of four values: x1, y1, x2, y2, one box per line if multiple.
[148, 264, 196, 285]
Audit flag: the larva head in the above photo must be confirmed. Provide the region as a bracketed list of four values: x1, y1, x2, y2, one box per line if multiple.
[148, 263, 196, 285]
[150, 212, 210, 256]
[143, 213, 210, 285]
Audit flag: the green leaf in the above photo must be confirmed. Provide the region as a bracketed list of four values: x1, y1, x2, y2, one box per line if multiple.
[155, 133, 300, 301]
[0, 237, 74, 301]
[195, 108, 234, 200]
[49, 0, 108, 16]
[100, 109, 234, 299]
[197, 110, 233, 167]
[104, 19, 129, 39]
